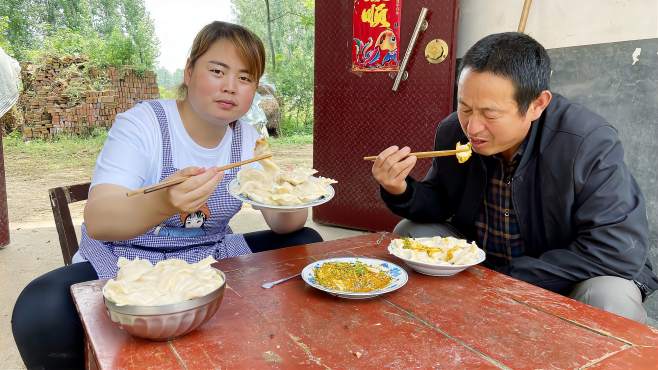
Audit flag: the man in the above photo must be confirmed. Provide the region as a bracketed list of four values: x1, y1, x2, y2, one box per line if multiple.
[372, 32, 657, 323]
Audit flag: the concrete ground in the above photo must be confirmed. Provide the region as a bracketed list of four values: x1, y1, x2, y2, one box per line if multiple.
[0, 207, 365, 370]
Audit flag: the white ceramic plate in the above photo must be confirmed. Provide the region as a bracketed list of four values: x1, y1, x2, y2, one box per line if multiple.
[388, 243, 486, 277]
[301, 257, 408, 299]
[227, 178, 335, 212]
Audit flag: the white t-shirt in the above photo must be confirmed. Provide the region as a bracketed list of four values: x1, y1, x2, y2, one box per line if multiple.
[91, 99, 262, 189]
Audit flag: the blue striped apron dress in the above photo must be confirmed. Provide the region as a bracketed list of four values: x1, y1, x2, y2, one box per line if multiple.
[79, 101, 252, 279]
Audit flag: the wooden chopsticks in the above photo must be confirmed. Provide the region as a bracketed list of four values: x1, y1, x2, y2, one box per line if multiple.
[363, 147, 470, 161]
[125, 153, 273, 197]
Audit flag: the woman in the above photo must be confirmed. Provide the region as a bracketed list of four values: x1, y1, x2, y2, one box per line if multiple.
[12, 21, 321, 369]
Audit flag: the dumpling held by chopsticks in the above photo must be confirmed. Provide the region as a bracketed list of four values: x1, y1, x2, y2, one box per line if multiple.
[237, 139, 337, 206]
[455, 142, 472, 164]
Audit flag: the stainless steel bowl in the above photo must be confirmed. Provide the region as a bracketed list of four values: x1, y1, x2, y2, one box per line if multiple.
[103, 269, 226, 341]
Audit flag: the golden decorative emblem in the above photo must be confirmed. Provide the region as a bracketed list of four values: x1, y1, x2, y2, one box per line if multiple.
[425, 39, 449, 64]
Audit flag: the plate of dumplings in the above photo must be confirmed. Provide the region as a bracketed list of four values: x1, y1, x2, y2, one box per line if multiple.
[227, 139, 337, 211]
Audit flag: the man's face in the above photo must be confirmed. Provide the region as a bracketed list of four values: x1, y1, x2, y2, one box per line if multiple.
[457, 68, 535, 161]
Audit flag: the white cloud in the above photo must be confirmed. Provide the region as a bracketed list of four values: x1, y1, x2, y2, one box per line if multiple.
[144, 0, 235, 72]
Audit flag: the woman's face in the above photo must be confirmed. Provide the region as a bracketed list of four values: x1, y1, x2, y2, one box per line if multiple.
[184, 39, 258, 126]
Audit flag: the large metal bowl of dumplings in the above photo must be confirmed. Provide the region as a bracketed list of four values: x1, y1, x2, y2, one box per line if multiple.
[103, 269, 226, 341]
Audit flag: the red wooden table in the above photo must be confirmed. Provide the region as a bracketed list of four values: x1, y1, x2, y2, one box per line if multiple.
[71, 233, 658, 369]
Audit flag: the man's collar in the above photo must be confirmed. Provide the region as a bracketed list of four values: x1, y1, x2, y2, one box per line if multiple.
[516, 117, 542, 171]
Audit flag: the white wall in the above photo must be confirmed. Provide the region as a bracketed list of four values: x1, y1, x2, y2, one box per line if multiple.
[456, 0, 658, 57]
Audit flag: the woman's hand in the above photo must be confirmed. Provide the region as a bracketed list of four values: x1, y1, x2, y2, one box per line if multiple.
[371, 146, 417, 195]
[85, 167, 224, 241]
[162, 166, 224, 215]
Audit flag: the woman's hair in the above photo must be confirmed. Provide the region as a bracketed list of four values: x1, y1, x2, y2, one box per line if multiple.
[178, 21, 266, 98]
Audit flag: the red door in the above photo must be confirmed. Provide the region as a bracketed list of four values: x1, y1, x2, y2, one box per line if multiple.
[313, 0, 460, 231]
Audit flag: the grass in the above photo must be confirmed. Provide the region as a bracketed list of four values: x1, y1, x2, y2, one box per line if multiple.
[2, 129, 108, 172]
[2, 129, 312, 173]
[270, 134, 312, 145]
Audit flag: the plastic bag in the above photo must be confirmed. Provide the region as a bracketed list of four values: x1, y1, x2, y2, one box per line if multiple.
[0, 47, 21, 117]
[243, 91, 269, 137]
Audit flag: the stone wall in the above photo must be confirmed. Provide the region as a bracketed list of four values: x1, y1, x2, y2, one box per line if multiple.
[18, 55, 158, 139]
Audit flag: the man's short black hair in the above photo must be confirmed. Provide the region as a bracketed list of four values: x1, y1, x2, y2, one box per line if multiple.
[459, 32, 551, 114]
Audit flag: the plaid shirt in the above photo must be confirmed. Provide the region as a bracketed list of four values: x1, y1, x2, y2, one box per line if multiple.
[475, 142, 527, 269]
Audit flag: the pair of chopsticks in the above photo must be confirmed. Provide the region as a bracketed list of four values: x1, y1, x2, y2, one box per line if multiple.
[363, 147, 470, 161]
[125, 153, 272, 197]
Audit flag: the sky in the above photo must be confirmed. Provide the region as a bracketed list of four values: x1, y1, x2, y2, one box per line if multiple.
[143, 0, 235, 72]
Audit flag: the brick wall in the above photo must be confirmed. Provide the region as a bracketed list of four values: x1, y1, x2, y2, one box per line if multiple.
[19, 55, 159, 139]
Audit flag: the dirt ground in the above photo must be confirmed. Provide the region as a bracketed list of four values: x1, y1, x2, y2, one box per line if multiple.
[0, 142, 364, 369]
[4, 144, 315, 225]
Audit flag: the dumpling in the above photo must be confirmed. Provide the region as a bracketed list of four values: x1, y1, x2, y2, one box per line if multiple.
[271, 193, 304, 205]
[234, 139, 337, 206]
[254, 138, 280, 174]
[276, 168, 318, 185]
[292, 180, 329, 202]
[456, 142, 472, 164]
[272, 182, 294, 194]
[238, 181, 272, 203]
[238, 167, 273, 185]
[116, 257, 152, 282]
[102, 256, 223, 306]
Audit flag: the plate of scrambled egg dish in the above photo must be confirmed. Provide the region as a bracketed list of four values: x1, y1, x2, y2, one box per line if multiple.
[228, 138, 337, 211]
[301, 257, 408, 299]
[388, 237, 485, 276]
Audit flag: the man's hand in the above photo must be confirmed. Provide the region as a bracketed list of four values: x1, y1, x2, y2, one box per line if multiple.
[371, 146, 417, 195]
[162, 166, 224, 214]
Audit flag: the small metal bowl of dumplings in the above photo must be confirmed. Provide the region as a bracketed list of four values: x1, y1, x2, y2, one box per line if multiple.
[103, 269, 227, 341]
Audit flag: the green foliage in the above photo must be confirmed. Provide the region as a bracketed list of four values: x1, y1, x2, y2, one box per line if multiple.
[0, 0, 158, 70]
[23, 27, 98, 60]
[0, 16, 10, 51]
[158, 86, 178, 100]
[120, 0, 158, 69]
[96, 29, 138, 67]
[55, 63, 111, 105]
[91, 0, 122, 37]
[279, 109, 313, 136]
[1, 0, 34, 59]
[232, 0, 315, 137]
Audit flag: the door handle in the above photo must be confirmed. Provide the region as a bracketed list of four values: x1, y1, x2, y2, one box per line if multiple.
[392, 7, 429, 91]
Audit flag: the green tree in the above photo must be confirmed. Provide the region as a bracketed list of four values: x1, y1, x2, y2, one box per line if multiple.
[90, 0, 122, 37]
[97, 29, 137, 66]
[0, 0, 33, 58]
[58, 0, 93, 33]
[173, 68, 184, 85]
[0, 0, 159, 70]
[121, 0, 159, 68]
[0, 16, 11, 51]
[232, 0, 315, 134]
[156, 67, 171, 87]
[156, 67, 184, 89]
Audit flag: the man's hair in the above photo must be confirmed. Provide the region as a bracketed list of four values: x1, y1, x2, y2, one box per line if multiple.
[459, 32, 551, 114]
